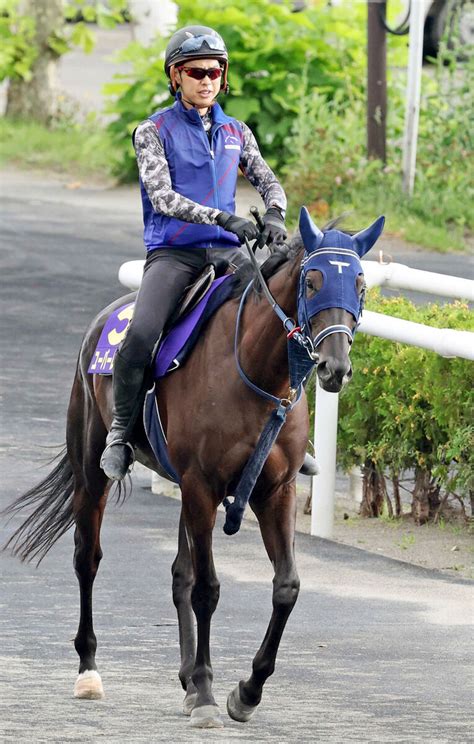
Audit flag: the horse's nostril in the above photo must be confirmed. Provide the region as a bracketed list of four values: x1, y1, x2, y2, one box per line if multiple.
[318, 357, 350, 383]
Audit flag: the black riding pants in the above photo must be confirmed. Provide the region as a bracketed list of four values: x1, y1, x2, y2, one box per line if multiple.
[119, 246, 247, 368]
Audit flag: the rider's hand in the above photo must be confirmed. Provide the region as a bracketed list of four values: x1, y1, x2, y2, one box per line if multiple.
[216, 211, 260, 243]
[260, 207, 287, 247]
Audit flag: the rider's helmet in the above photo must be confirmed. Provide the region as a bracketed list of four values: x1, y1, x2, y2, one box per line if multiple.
[165, 26, 229, 95]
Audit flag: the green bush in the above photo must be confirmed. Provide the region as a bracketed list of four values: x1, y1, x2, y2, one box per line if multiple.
[105, 0, 369, 180]
[312, 291, 474, 520]
[283, 34, 474, 249]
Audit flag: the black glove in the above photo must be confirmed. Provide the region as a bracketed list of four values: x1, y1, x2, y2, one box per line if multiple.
[216, 211, 260, 243]
[260, 207, 287, 246]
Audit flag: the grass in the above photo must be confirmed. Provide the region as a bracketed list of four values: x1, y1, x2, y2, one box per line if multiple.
[397, 533, 416, 550]
[287, 172, 472, 254]
[0, 116, 119, 181]
[330, 190, 470, 254]
[284, 63, 474, 253]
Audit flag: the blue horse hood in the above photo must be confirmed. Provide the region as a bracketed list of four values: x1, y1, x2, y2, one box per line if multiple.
[297, 207, 385, 327]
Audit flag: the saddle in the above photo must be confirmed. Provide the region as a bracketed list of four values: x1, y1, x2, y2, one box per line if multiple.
[169, 258, 229, 326]
[87, 260, 235, 377]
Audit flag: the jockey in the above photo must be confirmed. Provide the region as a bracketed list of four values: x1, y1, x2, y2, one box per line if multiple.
[100, 25, 295, 481]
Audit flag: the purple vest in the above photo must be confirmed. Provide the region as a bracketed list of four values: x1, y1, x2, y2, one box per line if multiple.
[140, 97, 242, 251]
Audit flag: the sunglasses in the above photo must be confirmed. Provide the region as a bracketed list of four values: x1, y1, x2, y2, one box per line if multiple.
[177, 66, 223, 81]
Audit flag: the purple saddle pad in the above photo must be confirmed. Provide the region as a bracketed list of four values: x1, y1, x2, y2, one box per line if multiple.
[88, 275, 232, 377]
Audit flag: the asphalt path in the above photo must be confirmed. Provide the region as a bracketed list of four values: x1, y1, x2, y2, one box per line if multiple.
[1, 171, 473, 743]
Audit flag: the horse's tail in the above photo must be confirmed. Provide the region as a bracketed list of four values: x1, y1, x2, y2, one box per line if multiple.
[2, 447, 75, 565]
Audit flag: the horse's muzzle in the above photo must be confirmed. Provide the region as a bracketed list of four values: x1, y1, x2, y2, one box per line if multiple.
[316, 357, 352, 393]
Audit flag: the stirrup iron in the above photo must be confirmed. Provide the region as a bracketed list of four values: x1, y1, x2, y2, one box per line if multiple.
[100, 440, 135, 481]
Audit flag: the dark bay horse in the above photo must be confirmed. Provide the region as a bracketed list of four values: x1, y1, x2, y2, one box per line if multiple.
[4, 208, 384, 729]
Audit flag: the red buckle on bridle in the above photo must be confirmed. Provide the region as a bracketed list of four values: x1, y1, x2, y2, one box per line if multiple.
[287, 326, 302, 340]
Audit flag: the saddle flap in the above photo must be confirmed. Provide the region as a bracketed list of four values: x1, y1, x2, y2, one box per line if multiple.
[177, 264, 216, 320]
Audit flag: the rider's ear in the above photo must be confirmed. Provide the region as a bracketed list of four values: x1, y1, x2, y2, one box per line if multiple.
[169, 66, 180, 95]
[299, 207, 324, 253]
[352, 216, 385, 257]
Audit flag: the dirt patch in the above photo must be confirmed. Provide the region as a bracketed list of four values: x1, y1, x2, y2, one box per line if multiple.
[140, 468, 473, 582]
[295, 483, 474, 581]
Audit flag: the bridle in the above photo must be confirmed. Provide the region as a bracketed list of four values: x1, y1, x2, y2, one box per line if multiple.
[238, 236, 364, 382]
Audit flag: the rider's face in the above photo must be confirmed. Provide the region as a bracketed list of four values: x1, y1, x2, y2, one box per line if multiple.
[175, 58, 222, 110]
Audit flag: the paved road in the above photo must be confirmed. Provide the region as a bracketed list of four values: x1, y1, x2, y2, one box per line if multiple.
[1, 171, 473, 743]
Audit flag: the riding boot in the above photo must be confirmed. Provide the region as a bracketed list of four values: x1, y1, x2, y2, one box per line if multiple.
[299, 452, 320, 476]
[100, 351, 146, 481]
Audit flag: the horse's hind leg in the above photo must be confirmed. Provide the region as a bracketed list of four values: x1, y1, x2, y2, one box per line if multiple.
[68, 377, 109, 699]
[172, 511, 197, 715]
[227, 481, 300, 722]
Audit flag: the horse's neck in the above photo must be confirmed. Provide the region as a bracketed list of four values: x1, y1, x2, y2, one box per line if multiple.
[239, 250, 302, 397]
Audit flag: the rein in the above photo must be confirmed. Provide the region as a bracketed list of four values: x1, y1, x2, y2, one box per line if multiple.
[240, 237, 318, 362]
[222, 238, 314, 536]
[233, 280, 304, 409]
[222, 235, 362, 535]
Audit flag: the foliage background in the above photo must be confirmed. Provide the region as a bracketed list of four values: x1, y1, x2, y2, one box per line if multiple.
[306, 291, 474, 519]
[0, 0, 472, 251]
[102, 0, 473, 249]
[105, 0, 375, 178]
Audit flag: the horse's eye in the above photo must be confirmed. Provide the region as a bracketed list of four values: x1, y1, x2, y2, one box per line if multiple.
[356, 274, 366, 294]
[306, 270, 322, 296]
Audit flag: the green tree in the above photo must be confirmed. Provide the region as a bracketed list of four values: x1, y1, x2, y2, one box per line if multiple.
[1, 0, 126, 125]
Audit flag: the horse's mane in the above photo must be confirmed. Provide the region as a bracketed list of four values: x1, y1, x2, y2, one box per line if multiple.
[229, 232, 304, 299]
[230, 216, 353, 299]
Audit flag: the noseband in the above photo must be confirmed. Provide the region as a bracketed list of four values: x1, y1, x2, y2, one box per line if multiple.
[239, 239, 363, 388]
[312, 324, 354, 349]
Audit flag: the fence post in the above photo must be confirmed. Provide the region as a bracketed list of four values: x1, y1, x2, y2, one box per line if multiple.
[311, 381, 339, 539]
[402, 0, 425, 195]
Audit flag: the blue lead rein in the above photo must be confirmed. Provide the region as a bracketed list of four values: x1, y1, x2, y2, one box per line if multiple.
[223, 279, 303, 536]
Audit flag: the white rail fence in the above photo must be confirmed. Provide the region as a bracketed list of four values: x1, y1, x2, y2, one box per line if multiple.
[118, 259, 474, 539]
[312, 260, 474, 539]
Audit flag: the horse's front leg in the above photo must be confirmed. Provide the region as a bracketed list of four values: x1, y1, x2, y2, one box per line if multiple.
[227, 480, 300, 722]
[171, 510, 197, 715]
[181, 474, 223, 728]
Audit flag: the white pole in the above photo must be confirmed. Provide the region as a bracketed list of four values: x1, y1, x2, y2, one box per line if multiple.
[311, 381, 339, 539]
[402, 0, 425, 195]
[362, 261, 474, 302]
[359, 310, 474, 361]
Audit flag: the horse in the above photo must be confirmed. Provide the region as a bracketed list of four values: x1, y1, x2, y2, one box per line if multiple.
[3, 207, 384, 729]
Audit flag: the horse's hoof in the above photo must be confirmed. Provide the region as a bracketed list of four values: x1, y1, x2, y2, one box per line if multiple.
[73, 670, 105, 700]
[183, 691, 197, 716]
[190, 704, 224, 728]
[227, 683, 257, 723]
[300, 452, 320, 476]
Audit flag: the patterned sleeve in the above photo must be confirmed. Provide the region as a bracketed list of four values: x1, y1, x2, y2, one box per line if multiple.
[133, 120, 220, 225]
[239, 122, 287, 216]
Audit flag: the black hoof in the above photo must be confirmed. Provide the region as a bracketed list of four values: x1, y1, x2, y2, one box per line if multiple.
[227, 683, 257, 722]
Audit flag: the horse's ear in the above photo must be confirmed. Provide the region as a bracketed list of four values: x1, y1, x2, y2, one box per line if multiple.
[352, 216, 385, 257]
[299, 207, 324, 253]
